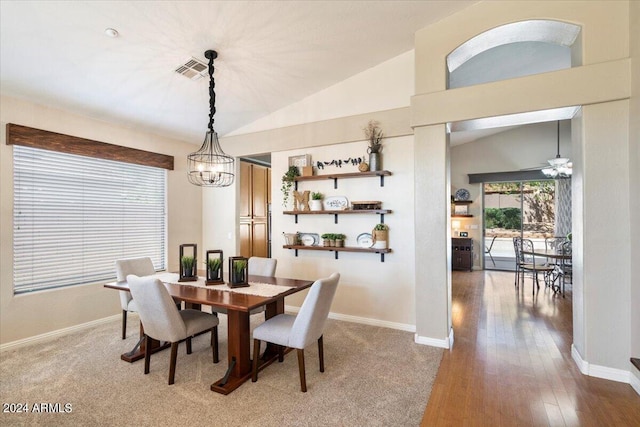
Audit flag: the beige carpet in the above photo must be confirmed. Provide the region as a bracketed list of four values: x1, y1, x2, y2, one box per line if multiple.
[0, 315, 442, 426]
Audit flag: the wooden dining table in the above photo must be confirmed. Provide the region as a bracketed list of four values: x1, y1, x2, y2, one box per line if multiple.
[104, 272, 313, 394]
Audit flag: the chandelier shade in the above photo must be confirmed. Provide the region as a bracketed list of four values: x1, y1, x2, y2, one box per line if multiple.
[541, 121, 572, 179]
[187, 49, 235, 187]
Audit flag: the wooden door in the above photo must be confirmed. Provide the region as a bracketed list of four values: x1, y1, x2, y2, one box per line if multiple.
[239, 161, 271, 258]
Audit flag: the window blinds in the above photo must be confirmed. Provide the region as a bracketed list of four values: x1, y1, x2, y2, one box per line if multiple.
[13, 145, 166, 293]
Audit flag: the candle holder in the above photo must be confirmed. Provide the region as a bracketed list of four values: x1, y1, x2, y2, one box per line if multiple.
[179, 243, 198, 282]
[205, 250, 224, 285]
[228, 256, 249, 288]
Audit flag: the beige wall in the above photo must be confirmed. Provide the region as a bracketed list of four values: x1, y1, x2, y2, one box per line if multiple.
[0, 96, 202, 345]
[629, 0, 640, 389]
[413, 0, 633, 378]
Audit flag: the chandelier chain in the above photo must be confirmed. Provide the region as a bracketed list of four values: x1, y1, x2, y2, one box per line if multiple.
[208, 53, 216, 131]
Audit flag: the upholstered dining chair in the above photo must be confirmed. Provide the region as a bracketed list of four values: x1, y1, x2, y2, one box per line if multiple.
[251, 272, 340, 392]
[115, 257, 155, 339]
[248, 256, 277, 277]
[127, 274, 220, 385]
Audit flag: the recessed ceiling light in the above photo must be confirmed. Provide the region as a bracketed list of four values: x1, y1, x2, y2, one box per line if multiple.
[104, 28, 119, 38]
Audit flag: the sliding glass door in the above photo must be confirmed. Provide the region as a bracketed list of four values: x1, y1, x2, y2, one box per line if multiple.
[483, 180, 556, 270]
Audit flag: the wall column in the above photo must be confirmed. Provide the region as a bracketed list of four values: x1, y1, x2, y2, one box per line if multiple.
[413, 124, 452, 347]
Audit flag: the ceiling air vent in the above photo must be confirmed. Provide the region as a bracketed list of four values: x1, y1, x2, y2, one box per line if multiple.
[175, 57, 208, 80]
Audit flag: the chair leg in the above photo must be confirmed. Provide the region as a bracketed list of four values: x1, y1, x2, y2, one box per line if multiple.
[144, 335, 151, 375]
[186, 337, 192, 354]
[318, 335, 325, 373]
[122, 310, 127, 340]
[252, 339, 261, 382]
[211, 326, 219, 364]
[168, 342, 179, 385]
[297, 349, 307, 392]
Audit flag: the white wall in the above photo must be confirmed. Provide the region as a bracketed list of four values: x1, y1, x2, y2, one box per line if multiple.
[0, 95, 202, 345]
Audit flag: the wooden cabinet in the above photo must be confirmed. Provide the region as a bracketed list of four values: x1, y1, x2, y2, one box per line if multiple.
[452, 238, 473, 271]
[239, 162, 271, 258]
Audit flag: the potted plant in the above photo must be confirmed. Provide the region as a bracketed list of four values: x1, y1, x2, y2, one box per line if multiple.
[281, 165, 300, 208]
[228, 257, 249, 287]
[364, 120, 384, 171]
[310, 192, 323, 211]
[181, 255, 195, 278]
[334, 233, 346, 248]
[371, 223, 389, 249]
[205, 257, 222, 281]
[321, 233, 334, 247]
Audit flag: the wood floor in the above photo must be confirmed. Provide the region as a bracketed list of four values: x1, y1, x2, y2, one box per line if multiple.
[421, 271, 640, 426]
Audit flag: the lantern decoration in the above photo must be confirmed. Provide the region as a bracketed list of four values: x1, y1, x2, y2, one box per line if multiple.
[228, 256, 249, 288]
[205, 250, 224, 285]
[179, 243, 198, 282]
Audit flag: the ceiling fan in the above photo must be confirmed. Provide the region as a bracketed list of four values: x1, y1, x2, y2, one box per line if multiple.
[523, 121, 572, 178]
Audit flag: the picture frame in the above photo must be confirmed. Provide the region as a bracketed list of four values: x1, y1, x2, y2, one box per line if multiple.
[288, 154, 311, 168]
[454, 204, 468, 215]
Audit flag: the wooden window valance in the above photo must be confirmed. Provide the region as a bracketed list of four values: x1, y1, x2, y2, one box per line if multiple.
[6, 123, 174, 170]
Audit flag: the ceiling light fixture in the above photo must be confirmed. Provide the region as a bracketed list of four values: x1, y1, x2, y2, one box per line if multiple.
[187, 50, 234, 187]
[541, 121, 572, 178]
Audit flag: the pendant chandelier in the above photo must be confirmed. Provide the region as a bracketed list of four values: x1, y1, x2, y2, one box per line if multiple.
[541, 121, 572, 179]
[187, 50, 234, 187]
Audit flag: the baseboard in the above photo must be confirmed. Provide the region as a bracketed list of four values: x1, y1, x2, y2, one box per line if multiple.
[0, 314, 121, 352]
[571, 344, 638, 393]
[414, 331, 452, 349]
[630, 371, 640, 396]
[571, 344, 589, 375]
[284, 305, 415, 332]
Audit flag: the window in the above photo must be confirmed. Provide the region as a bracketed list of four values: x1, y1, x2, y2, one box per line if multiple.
[13, 145, 166, 293]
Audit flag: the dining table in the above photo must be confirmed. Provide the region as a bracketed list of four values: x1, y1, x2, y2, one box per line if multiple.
[521, 248, 571, 296]
[104, 271, 314, 394]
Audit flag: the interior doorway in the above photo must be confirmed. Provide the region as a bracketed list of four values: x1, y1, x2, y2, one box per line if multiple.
[483, 180, 556, 270]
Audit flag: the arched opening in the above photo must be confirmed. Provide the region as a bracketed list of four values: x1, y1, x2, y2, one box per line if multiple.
[447, 20, 581, 89]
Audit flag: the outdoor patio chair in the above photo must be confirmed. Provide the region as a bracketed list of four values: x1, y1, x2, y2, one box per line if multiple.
[485, 236, 497, 267]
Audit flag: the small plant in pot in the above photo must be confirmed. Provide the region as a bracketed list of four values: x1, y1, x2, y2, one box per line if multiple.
[321, 233, 334, 247]
[334, 233, 346, 248]
[206, 257, 222, 281]
[181, 256, 196, 278]
[232, 259, 247, 283]
[371, 224, 389, 249]
[310, 192, 323, 211]
[281, 165, 300, 208]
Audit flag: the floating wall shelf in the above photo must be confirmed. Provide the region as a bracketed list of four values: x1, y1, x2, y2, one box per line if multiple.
[283, 245, 392, 262]
[294, 170, 392, 190]
[283, 209, 392, 224]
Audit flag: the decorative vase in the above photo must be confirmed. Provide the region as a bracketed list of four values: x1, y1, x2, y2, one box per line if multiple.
[309, 199, 323, 211]
[372, 229, 388, 249]
[369, 152, 381, 171]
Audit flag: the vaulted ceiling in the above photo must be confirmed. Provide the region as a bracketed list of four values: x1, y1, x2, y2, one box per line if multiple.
[1, 1, 476, 144]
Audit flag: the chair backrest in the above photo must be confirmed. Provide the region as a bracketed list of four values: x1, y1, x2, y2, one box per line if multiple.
[115, 257, 156, 310]
[289, 273, 340, 349]
[513, 237, 524, 264]
[126, 275, 187, 343]
[486, 236, 497, 251]
[521, 238, 536, 265]
[545, 237, 567, 254]
[248, 257, 277, 277]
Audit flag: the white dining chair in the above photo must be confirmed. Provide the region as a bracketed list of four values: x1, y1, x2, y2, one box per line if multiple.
[251, 272, 340, 392]
[115, 257, 156, 339]
[127, 274, 220, 385]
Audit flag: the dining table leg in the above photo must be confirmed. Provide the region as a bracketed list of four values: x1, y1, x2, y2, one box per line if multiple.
[210, 299, 285, 394]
